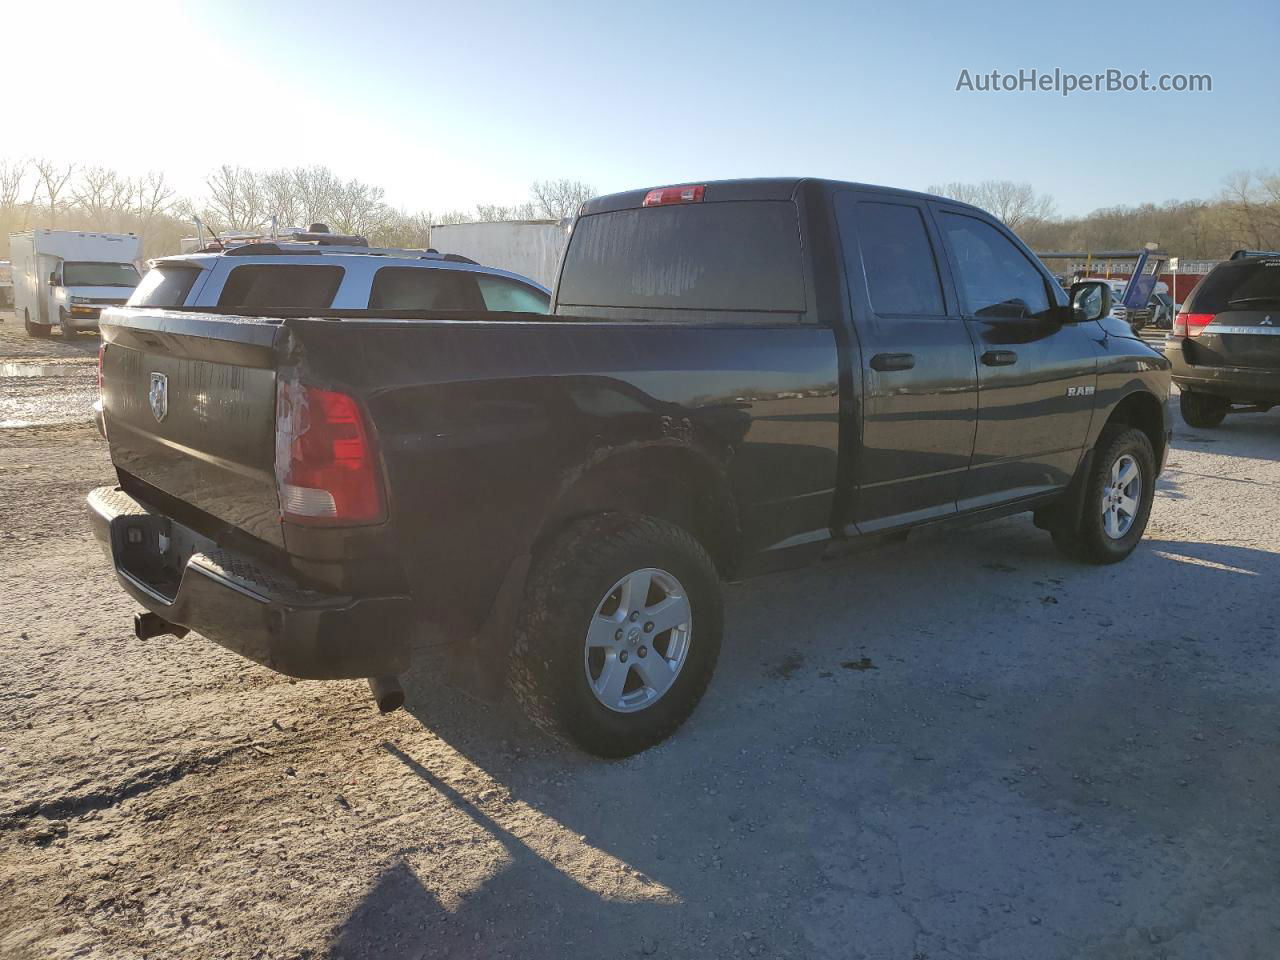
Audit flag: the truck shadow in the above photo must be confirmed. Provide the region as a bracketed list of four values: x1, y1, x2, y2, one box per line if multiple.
[353, 521, 1280, 958]
[327, 744, 676, 960]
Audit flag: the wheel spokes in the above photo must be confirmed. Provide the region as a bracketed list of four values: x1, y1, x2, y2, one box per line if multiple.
[593, 656, 631, 707]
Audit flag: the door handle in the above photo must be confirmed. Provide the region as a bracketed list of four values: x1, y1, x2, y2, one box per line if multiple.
[870, 352, 915, 372]
[981, 350, 1018, 366]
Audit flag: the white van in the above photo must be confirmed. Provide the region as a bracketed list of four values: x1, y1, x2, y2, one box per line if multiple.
[9, 230, 142, 337]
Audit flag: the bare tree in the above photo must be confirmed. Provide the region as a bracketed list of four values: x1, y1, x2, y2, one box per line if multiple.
[204, 164, 264, 232]
[529, 178, 595, 219]
[73, 167, 133, 230]
[927, 180, 1056, 231]
[33, 158, 76, 227]
[0, 159, 28, 213]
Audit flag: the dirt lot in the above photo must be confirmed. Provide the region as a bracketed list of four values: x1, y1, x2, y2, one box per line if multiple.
[1, 308, 1278, 960]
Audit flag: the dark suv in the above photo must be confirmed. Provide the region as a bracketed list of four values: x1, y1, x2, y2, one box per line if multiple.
[1170, 250, 1280, 426]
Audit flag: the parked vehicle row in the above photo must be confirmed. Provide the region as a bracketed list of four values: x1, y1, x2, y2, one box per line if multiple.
[88, 177, 1172, 757]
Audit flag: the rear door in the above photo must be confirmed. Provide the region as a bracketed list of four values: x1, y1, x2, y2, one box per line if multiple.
[1183, 256, 1280, 370]
[933, 207, 1098, 508]
[834, 191, 978, 532]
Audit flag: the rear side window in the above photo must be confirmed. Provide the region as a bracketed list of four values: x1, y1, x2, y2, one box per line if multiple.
[837, 197, 945, 316]
[939, 213, 1050, 319]
[128, 265, 200, 307]
[218, 264, 343, 309]
[368, 267, 484, 311]
[477, 275, 549, 313]
[557, 201, 806, 314]
[1189, 258, 1280, 312]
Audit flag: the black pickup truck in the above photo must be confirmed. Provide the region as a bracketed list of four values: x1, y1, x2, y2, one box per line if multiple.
[89, 178, 1171, 756]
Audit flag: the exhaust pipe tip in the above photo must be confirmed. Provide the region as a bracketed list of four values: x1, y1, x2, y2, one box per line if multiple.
[368, 675, 405, 714]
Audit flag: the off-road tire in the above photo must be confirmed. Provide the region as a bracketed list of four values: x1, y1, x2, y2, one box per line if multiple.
[509, 513, 722, 758]
[1179, 390, 1229, 428]
[1051, 426, 1155, 565]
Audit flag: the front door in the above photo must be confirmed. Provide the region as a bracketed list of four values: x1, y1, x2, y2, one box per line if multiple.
[834, 192, 978, 533]
[932, 207, 1099, 509]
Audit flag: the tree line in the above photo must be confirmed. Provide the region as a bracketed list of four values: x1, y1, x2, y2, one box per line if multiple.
[4, 156, 1278, 263]
[928, 174, 1280, 259]
[0, 157, 595, 259]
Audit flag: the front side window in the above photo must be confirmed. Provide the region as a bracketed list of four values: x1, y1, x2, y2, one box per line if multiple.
[63, 261, 141, 287]
[837, 197, 945, 316]
[368, 267, 484, 311]
[218, 264, 343, 309]
[477, 275, 549, 313]
[940, 213, 1050, 319]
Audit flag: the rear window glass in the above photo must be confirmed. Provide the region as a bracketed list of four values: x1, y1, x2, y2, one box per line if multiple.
[368, 267, 485, 311]
[838, 198, 945, 316]
[218, 264, 343, 309]
[128, 266, 200, 307]
[557, 201, 806, 314]
[1190, 259, 1280, 312]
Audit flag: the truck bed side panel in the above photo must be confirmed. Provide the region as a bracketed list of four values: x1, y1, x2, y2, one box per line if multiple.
[285, 318, 841, 639]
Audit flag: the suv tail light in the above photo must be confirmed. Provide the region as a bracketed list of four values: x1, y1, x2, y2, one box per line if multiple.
[275, 381, 385, 526]
[1172, 312, 1214, 338]
[642, 185, 705, 207]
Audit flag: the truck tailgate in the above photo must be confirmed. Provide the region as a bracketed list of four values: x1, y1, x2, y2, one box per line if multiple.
[99, 309, 286, 548]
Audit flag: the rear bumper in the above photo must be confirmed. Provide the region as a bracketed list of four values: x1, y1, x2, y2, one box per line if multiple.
[87, 486, 413, 680]
[1168, 340, 1280, 403]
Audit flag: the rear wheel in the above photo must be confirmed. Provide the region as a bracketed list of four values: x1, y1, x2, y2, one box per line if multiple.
[510, 513, 722, 757]
[1179, 390, 1229, 428]
[23, 309, 50, 338]
[1051, 426, 1155, 565]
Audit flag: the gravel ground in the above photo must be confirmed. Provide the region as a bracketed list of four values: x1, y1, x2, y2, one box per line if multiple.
[1, 308, 1278, 960]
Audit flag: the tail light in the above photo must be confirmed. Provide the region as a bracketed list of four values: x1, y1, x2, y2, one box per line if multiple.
[275, 380, 385, 526]
[97, 341, 105, 391]
[1172, 312, 1214, 338]
[642, 185, 705, 207]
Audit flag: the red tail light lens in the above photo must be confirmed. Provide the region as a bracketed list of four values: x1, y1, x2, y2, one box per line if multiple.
[275, 381, 384, 526]
[642, 185, 705, 207]
[1173, 312, 1214, 338]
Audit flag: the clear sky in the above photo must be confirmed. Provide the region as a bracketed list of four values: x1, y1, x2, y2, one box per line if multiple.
[8, 0, 1276, 217]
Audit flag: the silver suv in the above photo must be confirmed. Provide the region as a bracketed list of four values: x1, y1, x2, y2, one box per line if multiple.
[128, 237, 550, 314]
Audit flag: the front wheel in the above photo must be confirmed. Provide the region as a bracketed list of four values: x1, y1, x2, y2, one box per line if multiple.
[59, 309, 76, 338]
[510, 513, 722, 758]
[1179, 390, 1229, 428]
[1051, 426, 1156, 565]
[24, 309, 51, 338]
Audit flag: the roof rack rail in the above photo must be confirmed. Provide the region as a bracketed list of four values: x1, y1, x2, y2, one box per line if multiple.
[1229, 249, 1280, 260]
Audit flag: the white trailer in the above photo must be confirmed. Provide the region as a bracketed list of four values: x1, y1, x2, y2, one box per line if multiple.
[429, 220, 569, 289]
[9, 229, 142, 338]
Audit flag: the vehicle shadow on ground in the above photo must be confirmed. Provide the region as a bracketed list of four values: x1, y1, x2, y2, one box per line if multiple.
[333, 519, 1280, 958]
[327, 744, 676, 959]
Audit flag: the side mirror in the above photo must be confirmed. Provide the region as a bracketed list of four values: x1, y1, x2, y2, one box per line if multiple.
[48, 271, 61, 286]
[1069, 280, 1111, 323]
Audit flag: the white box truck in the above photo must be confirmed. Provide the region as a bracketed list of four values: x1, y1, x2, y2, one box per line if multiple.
[428, 220, 570, 289]
[9, 229, 143, 338]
